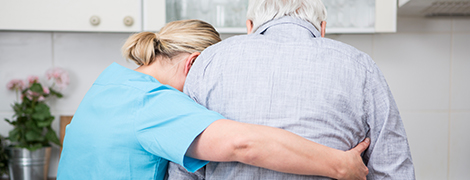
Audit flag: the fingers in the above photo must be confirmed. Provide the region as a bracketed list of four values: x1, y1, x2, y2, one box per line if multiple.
[364, 167, 369, 178]
[338, 138, 370, 180]
[351, 138, 370, 154]
[359, 166, 369, 180]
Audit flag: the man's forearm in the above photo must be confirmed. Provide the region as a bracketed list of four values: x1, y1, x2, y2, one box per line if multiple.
[187, 119, 369, 180]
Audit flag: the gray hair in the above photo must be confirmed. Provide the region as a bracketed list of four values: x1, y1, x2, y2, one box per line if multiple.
[246, 0, 327, 33]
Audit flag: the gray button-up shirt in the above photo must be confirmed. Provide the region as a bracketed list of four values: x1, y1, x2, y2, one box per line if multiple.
[167, 16, 415, 180]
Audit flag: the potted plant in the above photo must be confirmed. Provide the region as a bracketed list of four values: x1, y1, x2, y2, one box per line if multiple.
[4, 67, 69, 180]
[0, 135, 8, 179]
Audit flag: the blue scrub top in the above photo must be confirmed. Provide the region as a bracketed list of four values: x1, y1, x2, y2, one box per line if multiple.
[57, 63, 224, 180]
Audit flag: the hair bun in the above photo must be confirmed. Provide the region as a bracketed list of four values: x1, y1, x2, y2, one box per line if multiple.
[122, 32, 158, 66]
[122, 19, 221, 66]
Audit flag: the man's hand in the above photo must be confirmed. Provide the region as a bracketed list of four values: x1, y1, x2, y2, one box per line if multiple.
[337, 138, 370, 180]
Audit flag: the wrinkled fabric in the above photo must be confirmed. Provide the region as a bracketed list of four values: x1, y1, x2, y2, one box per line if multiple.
[168, 16, 415, 180]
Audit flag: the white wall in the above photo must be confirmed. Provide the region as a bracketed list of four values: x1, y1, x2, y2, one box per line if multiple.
[0, 32, 138, 177]
[1, 16, 469, 179]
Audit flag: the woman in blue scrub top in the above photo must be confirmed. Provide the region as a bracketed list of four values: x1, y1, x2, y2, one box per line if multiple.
[57, 20, 370, 180]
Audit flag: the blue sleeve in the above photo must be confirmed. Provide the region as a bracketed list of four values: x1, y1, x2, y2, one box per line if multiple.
[134, 88, 225, 173]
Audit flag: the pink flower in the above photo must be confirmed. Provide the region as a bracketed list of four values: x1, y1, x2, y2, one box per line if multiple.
[25, 90, 41, 101]
[46, 67, 65, 80]
[43, 87, 50, 94]
[38, 96, 45, 102]
[6, 79, 25, 91]
[46, 67, 69, 90]
[25, 90, 34, 100]
[27, 76, 39, 84]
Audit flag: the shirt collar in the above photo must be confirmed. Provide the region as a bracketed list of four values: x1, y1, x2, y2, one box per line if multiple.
[254, 16, 321, 38]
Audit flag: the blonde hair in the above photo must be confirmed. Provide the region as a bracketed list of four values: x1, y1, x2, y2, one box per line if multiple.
[122, 20, 221, 66]
[246, 0, 327, 33]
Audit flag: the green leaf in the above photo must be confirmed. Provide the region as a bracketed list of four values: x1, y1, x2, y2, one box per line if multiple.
[25, 120, 37, 129]
[36, 102, 50, 111]
[30, 83, 43, 93]
[46, 127, 61, 147]
[6, 119, 17, 126]
[32, 103, 51, 121]
[37, 117, 54, 127]
[20, 97, 34, 109]
[55, 93, 63, 98]
[49, 89, 63, 98]
[24, 107, 33, 115]
[8, 128, 20, 142]
[12, 103, 24, 115]
[27, 143, 43, 151]
[25, 130, 42, 141]
[16, 116, 27, 124]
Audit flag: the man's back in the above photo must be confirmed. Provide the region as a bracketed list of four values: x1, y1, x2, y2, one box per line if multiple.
[169, 16, 415, 180]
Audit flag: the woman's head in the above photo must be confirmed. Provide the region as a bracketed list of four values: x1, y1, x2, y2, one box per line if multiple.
[122, 19, 221, 66]
[246, 0, 327, 33]
[122, 20, 221, 91]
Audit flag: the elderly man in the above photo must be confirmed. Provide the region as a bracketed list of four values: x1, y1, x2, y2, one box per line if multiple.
[168, 0, 415, 179]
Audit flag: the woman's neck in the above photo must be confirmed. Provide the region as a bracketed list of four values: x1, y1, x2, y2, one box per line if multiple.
[135, 62, 168, 84]
[133, 55, 187, 91]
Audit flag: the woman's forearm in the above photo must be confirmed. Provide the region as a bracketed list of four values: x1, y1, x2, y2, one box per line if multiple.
[187, 119, 369, 180]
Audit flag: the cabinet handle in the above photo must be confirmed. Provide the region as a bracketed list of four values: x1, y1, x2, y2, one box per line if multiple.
[90, 16, 101, 26]
[123, 16, 134, 26]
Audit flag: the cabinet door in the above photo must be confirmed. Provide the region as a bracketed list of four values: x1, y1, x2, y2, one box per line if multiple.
[0, 0, 142, 32]
[142, 0, 166, 32]
[161, 0, 397, 34]
[375, 0, 397, 33]
[324, 0, 397, 34]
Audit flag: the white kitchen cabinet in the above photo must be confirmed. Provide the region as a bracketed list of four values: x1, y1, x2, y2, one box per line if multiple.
[0, 0, 144, 32]
[165, 0, 397, 34]
[143, 0, 166, 32]
[375, 0, 398, 33]
[165, 0, 249, 33]
[326, 0, 397, 33]
[0, 0, 396, 33]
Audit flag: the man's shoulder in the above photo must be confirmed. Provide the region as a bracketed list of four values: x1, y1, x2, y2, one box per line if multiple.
[214, 33, 366, 57]
[319, 38, 377, 72]
[197, 34, 253, 63]
[317, 37, 364, 57]
[206, 34, 251, 51]
[202, 33, 377, 72]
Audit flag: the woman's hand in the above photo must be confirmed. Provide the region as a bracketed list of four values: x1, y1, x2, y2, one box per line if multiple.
[336, 138, 370, 180]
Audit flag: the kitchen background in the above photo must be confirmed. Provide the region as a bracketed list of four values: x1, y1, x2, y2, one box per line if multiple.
[1, 0, 470, 180]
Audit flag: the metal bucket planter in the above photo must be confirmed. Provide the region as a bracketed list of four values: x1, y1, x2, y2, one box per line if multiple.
[7, 147, 51, 180]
